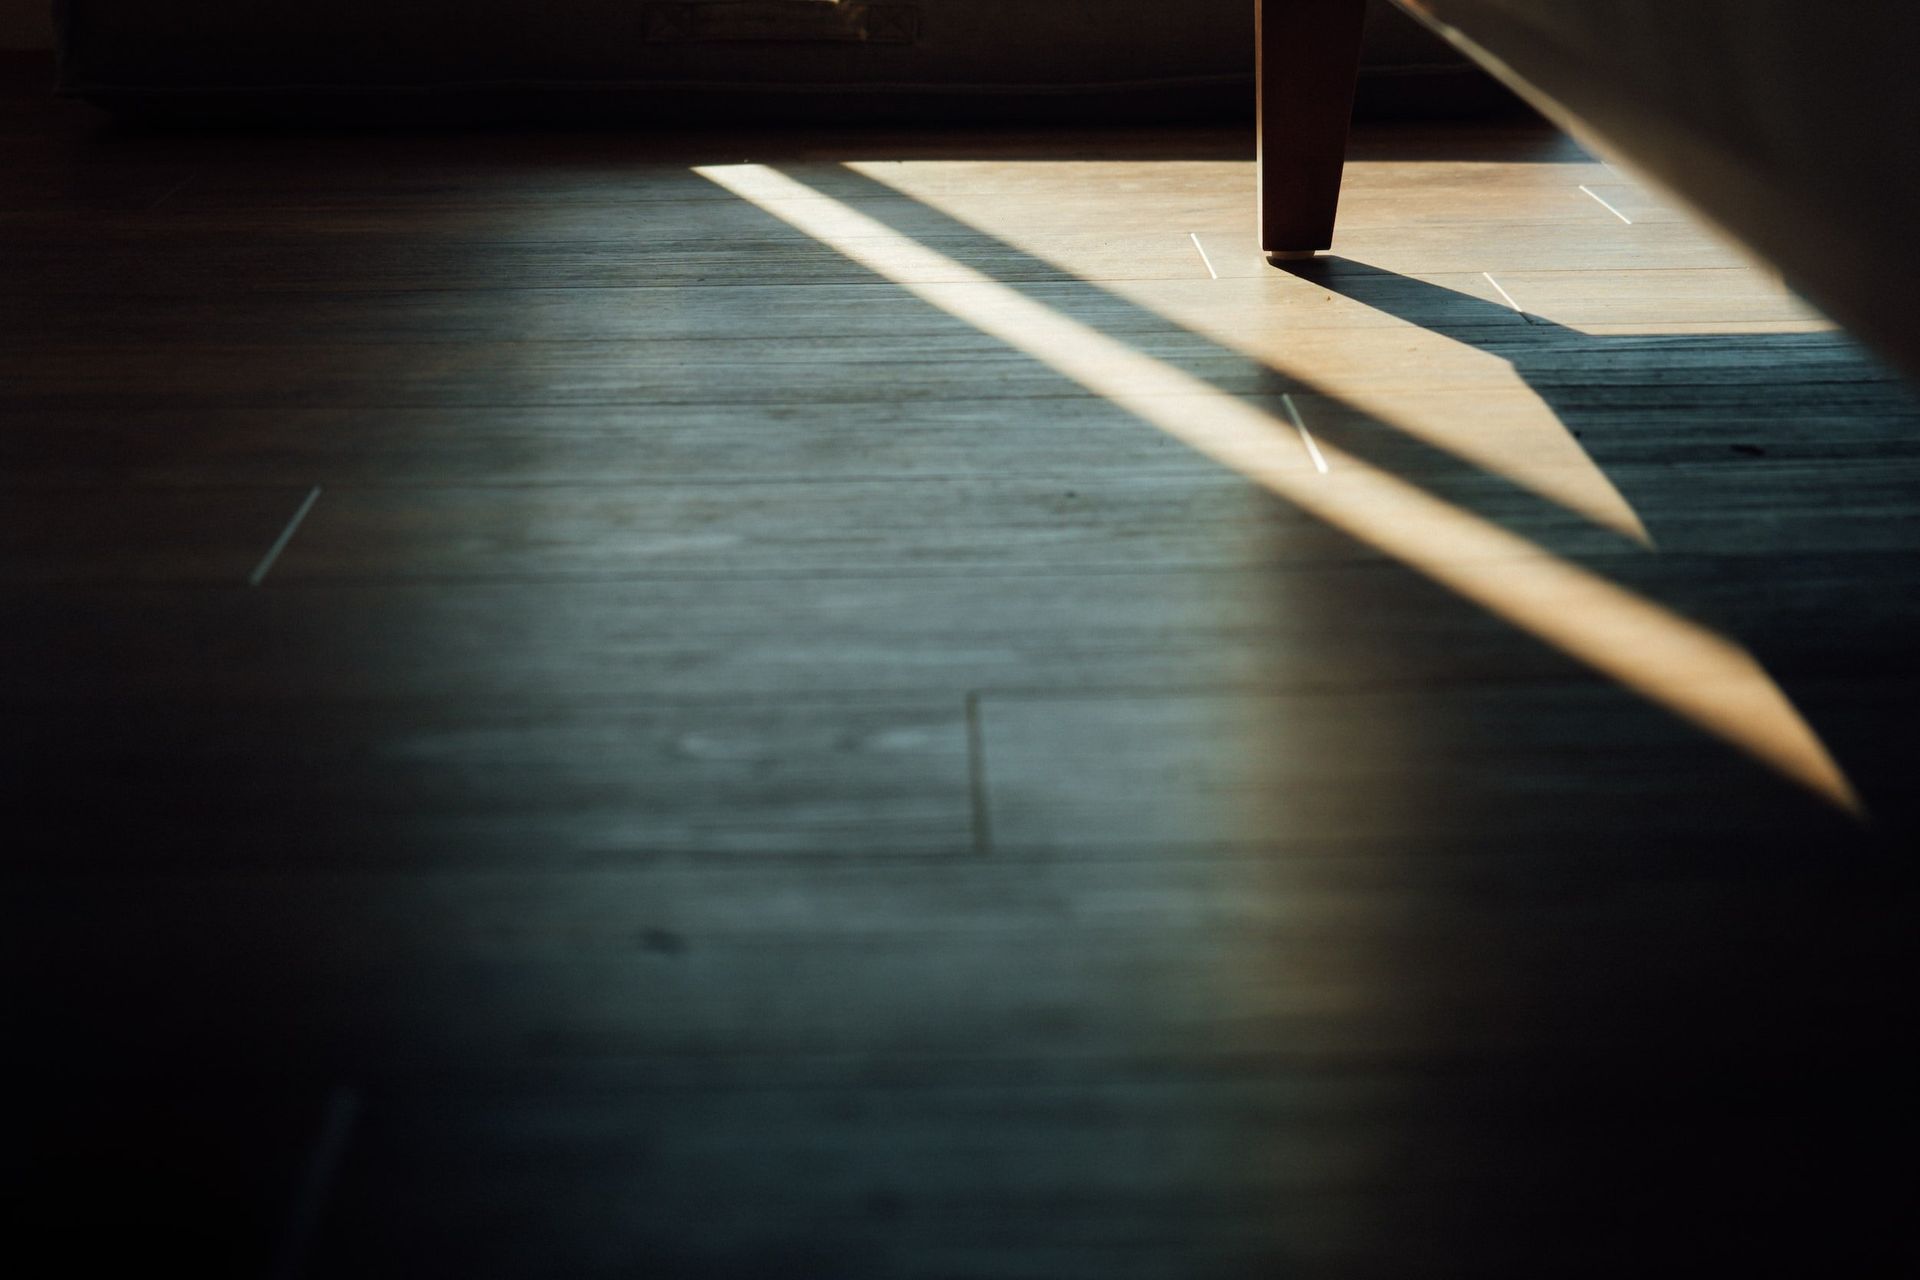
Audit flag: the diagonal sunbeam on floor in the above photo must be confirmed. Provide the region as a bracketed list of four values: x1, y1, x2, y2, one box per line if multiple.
[843, 159, 1654, 546]
[695, 162, 1861, 814]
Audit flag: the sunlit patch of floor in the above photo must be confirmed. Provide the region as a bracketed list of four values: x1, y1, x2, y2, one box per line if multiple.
[698, 161, 1860, 813]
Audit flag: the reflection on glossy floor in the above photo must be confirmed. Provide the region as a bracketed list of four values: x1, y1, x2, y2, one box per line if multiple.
[3, 63, 1915, 1278]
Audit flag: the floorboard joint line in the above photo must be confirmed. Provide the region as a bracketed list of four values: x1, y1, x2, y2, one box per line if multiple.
[269, 1084, 362, 1280]
[1579, 184, 1635, 225]
[249, 485, 323, 586]
[1188, 232, 1220, 280]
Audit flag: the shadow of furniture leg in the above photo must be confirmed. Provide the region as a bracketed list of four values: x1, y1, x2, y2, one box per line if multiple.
[1258, 0, 1368, 261]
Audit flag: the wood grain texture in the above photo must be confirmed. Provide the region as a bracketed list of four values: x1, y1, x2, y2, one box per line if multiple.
[8, 554, 1919, 714]
[1, 68, 1914, 1278]
[2, 329, 1891, 411]
[6, 696, 974, 865]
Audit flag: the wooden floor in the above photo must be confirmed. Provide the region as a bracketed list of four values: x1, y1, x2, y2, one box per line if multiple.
[3, 61, 1916, 1277]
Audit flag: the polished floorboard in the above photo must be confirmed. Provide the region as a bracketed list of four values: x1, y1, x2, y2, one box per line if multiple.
[2, 59, 1915, 1277]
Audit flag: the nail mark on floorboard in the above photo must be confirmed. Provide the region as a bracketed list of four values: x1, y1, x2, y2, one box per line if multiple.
[269, 1084, 362, 1280]
[145, 171, 200, 212]
[1188, 232, 1219, 280]
[1578, 185, 1635, 225]
[1281, 394, 1332, 475]
[965, 691, 995, 857]
[249, 485, 323, 586]
[1482, 272, 1525, 313]
[1481, 271, 1542, 324]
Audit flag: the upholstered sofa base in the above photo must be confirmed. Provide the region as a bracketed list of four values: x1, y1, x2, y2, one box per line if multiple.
[54, 0, 1520, 123]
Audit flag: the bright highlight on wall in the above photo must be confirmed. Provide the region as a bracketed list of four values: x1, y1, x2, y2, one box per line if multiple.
[696, 162, 1860, 813]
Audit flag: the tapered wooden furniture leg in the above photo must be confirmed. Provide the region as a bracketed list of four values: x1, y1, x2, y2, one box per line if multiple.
[1257, 0, 1368, 261]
